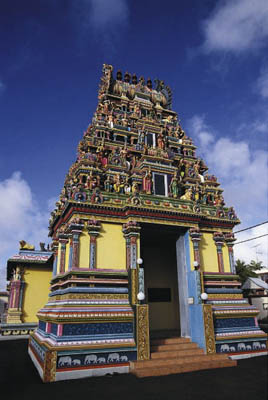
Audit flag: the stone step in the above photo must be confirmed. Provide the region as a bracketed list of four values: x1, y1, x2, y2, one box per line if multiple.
[151, 337, 191, 346]
[151, 348, 204, 359]
[151, 342, 199, 352]
[131, 353, 231, 369]
[130, 358, 237, 378]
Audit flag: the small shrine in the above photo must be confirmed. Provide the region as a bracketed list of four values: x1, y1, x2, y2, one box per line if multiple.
[27, 65, 267, 382]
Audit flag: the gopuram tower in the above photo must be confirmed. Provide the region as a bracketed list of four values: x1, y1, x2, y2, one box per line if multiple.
[29, 65, 267, 382]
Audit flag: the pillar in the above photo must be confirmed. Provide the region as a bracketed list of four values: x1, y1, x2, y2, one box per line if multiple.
[58, 235, 69, 275]
[87, 219, 101, 269]
[6, 266, 25, 323]
[224, 232, 236, 274]
[213, 232, 225, 273]
[189, 227, 202, 268]
[52, 242, 59, 277]
[68, 219, 84, 270]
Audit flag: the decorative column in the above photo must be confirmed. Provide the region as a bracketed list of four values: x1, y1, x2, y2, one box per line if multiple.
[189, 227, 202, 268]
[224, 232, 236, 274]
[58, 234, 69, 275]
[122, 221, 141, 270]
[6, 266, 25, 323]
[123, 221, 141, 305]
[213, 232, 225, 273]
[87, 219, 101, 269]
[136, 304, 150, 360]
[52, 241, 59, 277]
[68, 219, 84, 270]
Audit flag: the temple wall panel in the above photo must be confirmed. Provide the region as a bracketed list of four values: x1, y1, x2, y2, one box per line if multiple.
[22, 267, 51, 322]
[199, 232, 218, 272]
[222, 243, 231, 273]
[96, 223, 126, 269]
[79, 229, 90, 269]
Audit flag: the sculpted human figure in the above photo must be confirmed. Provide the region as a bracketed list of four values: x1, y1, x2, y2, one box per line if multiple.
[169, 172, 181, 198]
[143, 169, 152, 194]
[157, 132, 165, 149]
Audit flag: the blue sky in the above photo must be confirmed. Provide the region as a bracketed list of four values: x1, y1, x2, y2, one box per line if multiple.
[0, 0, 268, 288]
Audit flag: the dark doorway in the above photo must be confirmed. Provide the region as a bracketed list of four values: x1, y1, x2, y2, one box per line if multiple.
[140, 224, 184, 337]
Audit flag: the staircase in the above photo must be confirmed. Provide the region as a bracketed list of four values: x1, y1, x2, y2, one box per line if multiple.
[130, 337, 237, 377]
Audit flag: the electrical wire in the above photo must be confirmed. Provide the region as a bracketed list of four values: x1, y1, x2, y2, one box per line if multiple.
[234, 221, 268, 234]
[233, 234, 268, 245]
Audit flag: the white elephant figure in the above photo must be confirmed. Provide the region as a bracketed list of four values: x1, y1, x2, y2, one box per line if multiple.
[107, 353, 120, 362]
[85, 354, 98, 364]
[120, 355, 128, 362]
[261, 344, 266, 349]
[237, 343, 246, 351]
[98, 357, 106, 363]
[246, 345, 251, 351]
[220, 344, 229, 352]
[72, 359, 81, 366]
[229, 346, 235, 352]
[253, 342, 261, 350]
[58, 356, 72, 366]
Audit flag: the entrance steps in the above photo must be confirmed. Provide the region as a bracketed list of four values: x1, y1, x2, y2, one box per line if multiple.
[130, 337, 237, 377]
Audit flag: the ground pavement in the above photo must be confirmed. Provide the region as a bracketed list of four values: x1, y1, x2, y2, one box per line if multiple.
[0, 339, 267, 400]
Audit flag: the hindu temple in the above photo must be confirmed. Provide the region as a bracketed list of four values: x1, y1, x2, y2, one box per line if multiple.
[8, 64, 266, 381]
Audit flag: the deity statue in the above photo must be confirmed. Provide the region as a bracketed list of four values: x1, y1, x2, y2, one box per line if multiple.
[113, 174, 124, 193]
[180, 187, 193, 201]
[131, 182, 139, 195]
[169, 173, 181, 198]
[157, 132, 165, 150]
[12, 266, 21, 281]
[142, 169, 152, 194]
[137, 125, 145, 145]
[104, 176, 113, 192]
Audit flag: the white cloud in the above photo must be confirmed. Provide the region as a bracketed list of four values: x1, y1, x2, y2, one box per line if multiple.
[72, 0, 129, 50]
[89, 0, 129, 30]
[256, 66, 268, 99]
[187, 115, 268, 266]
[202, 0, 268, 53]
[0, 172, 52, 290]
[234, 224, 268, 265]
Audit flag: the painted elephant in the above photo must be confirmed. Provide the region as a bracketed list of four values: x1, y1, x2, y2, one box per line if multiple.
[253, 342, 261, 349]
[58, 356, 72, 366]
[120, 355, 128, 362]
[246, 345, 251, 351]
[261, 344, 266, 349]
[220, 344, 229, 352]
[72, 359, 81, 366]
[237, 343, 246, 351]
[229, 346, 236, 352]
[107, 353, 120, 362]
[98, 357, 106, 363]
[85, 354, 98, 364]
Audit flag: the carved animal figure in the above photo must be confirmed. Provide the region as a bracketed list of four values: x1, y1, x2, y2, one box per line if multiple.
[237, 343, 246, 351]
[120, 355, 128, 362]
[58, 356, 72, 366]
[85, 354, 98, 364]
[98, 357, 106, 363]
[261, 344, 266, 349]
[246, 345, 252, 351]
[107, 353, 120, 363]
[220, 344, 229, 352]
[19, 240, 35, 250]
[229, 346, 236, 352]
[253, 341, 261, 350]
[72, 359, 81, 366]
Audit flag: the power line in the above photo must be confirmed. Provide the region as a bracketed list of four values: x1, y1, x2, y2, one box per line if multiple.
[234, 234, 268, 245]
[234, 221, 268, 234]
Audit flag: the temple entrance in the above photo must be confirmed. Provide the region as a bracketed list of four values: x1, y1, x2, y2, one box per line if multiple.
[141, 224, 184, 337]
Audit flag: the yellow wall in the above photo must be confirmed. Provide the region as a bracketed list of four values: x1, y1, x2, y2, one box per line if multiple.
[65, 241, 70, 272]
[79, 229, 90, 268]
[199, 232, 218, 272]
[57, 243, 61, 274]
[22, 267, 52, 322]
[222, 243, 231, 273]
[96, 223, 126, 269]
